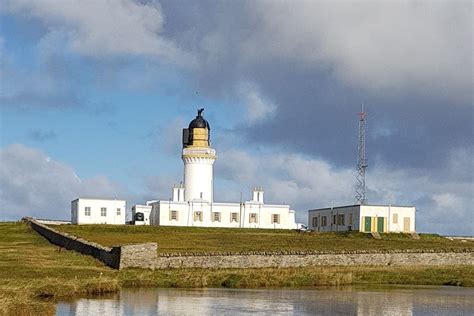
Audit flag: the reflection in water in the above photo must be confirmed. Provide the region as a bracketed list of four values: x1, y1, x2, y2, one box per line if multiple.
[57, 286, 474, 316]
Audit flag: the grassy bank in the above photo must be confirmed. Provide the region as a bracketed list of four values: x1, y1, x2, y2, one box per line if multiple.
[52, 224, 473, 254]
[0, 222, 118, 315]
[1, 222, 473, 315]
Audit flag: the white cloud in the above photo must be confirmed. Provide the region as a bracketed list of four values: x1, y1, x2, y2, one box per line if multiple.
[0, 144, 129, 220]
[237, 82, 277, 124]
[215, 146, 473, 235]
[243, 1, 472, 101]
[3, 0, 194, 65]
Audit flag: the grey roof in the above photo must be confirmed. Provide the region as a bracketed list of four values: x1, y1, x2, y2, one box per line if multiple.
[308, 204, 415, 212]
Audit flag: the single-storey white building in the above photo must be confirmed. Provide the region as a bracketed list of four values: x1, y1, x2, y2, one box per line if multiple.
[71, 198, 126, 225]
[148, 187, 296, 229]
[308, 204, 416, 233]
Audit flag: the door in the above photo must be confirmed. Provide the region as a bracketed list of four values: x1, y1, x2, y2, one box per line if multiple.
[403, 217, 410, 232]
[377, 217, 384, 233]
[364, 216, 371, 232]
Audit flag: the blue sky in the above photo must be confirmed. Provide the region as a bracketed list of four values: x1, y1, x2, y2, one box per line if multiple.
[0, 0, 472, 235]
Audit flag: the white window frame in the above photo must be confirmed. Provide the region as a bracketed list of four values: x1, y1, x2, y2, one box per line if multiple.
[249, 213, 258, 223]
[271, 214, 280, 224]
[194, 211, 203, 222]
[212, 212, 221, 222]
[100, 207, 107, 217]
[230, 212, 239, 223]
[170, 210, 179, 221]
[116, 208, 121, 216]
[85, 207, 91, 216]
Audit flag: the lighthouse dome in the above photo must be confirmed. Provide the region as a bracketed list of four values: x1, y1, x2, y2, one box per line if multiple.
[189, 108, 210, 130]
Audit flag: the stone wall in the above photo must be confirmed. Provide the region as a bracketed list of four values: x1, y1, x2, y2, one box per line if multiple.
[152, 251, 474, 269]
[24, 217, 473, 270]
[23, 217, 156, 270]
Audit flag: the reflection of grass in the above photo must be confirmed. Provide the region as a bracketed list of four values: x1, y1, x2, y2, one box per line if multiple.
[53, 224, 473, 254]
[1, 222, 473, 315]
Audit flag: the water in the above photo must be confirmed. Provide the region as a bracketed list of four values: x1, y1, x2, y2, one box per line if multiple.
[57, 286, 474, 315]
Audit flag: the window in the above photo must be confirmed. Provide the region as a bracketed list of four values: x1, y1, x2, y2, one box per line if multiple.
[312, 217, 318, 227]
[194, 211, 203, 222]
[85, 207, 91, 216]
[213, 212, 221, 222]
[349, 214, 353, 225]
[332, 215, 337, 225]
[271, 214, 280, 224]
[230, 212, 239, 222]
[249, 213, 258, 223]
[170, 210, 179, 221]
[337, 214, 345, 225]
[321, 216, 327, 227]
[100, 207, 107, 217]
[116, 208, 121, 216]
[393, 213, 398, 224]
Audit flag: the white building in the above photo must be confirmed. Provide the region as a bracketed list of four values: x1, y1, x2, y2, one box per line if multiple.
[308, 204, 416, 233]
[131, 204, 152, 225]
[141, 109, 297, 229]
[71, 198, 126, 225]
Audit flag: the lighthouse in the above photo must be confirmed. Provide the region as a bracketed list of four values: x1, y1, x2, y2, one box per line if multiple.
[181, 108, 216, 202]
[142, 108, 296, 229]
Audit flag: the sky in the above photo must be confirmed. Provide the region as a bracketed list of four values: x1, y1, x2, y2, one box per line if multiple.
[0, 0, 472, 235]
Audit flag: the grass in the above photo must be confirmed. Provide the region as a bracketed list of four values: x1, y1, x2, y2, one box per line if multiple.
[52, 224, 473, 254]
[0, 222, 118, 315]
[1, 222, 473, 315]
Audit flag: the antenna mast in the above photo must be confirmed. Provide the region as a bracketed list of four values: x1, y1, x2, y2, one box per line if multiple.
[355, 104, 368, 204]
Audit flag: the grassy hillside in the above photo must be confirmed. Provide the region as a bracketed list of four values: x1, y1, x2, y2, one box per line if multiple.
[52, 224, 473, 254]
[1, 222, 473, 315]
[0, 222, 118, 315]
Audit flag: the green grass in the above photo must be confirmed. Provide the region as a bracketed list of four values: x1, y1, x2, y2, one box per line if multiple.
[0, 222, 118, 315]
[1, 222, 473, 315]
[52, 224, 473, 254]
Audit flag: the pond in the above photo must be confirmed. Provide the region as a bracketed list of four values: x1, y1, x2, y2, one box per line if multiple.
[57, 286, 473, 315]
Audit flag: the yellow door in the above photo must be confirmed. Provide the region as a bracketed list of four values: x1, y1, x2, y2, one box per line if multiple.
[403, 217, 410, 232]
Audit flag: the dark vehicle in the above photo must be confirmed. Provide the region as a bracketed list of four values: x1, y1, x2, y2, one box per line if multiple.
[135, 212, 144, 222]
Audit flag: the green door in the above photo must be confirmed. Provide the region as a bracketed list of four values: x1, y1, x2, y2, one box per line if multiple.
[364, 217, 371, 232]
[377, 217, 384, 232]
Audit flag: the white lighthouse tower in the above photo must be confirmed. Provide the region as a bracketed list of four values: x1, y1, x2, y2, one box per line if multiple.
[144, 108, 296, 229]
[181, 108, 216, 202]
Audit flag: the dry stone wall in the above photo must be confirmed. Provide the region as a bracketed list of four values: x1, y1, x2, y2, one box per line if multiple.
[151, 252, 473, 269]
[23, 217, 156, 270]
[24, 217, 473, 270]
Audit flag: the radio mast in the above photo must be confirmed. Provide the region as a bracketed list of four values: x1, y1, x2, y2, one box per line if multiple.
[355, 104, 368, 204]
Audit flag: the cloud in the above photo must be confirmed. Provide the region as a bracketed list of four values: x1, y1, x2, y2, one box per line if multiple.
[2, 0, 193, 65]
[214, 146, 473, 235]
[237, 82, 276, 124]
[0, 144, 130, 221]
[244, 1, 472, 101]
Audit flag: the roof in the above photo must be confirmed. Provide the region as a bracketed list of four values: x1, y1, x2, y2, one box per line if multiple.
[71, 197, 126, 202]
[308, 204, 415, 212]
[189, 108, 210, 130]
